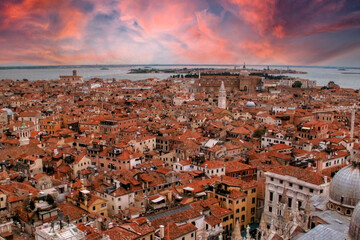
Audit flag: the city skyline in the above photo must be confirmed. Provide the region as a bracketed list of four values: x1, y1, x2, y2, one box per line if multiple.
[0, 0, 360, 66]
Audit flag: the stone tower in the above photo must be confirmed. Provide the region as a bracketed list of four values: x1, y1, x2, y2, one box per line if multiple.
[218, 81, 226, 109]
[351, 104, 355, 142]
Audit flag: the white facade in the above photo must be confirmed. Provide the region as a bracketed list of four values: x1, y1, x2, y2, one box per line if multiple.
[261, 136, 293, 148]
[322, 155, 348, 170]
[35, 223, 86, 240]
[129, 156, 142, 169]
[263, 171, 330, 226]
[173, 162, 193, 172]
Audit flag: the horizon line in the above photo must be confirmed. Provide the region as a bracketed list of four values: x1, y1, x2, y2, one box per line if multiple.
[0, 63, 359, 69]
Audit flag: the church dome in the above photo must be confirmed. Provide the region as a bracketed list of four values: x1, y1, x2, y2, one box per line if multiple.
[329, 159, 360, 209]
[349, 202, 360, 239]
[1, 108, 13, 115]
[245, 101, 255, 108]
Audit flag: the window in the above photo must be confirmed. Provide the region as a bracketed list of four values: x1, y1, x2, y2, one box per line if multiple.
[289, 183, 293, 187]
[309, 188, 314, 193]
[269, 206, 272, 212]
[288, 198, 292, 208]
[271, 177, 274, 181]
[280, 180, 283, 184]
[251, 207, 255, 214]
[252, 198, 255, 204]
[93, 206, 96, 210]
[299, 186, 303, 190]
[242, 207, 245, 211]
[269, 192, 273, 201]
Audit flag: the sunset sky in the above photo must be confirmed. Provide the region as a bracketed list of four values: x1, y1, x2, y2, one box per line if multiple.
[1, 0, 360, 66]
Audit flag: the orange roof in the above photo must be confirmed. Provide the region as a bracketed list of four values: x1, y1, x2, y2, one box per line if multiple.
[268, 165, 328, 185]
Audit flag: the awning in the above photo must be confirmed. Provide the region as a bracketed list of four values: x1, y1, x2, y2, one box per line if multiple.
[195, 192, 206, 197]
[151, 196, 165, 203]
[183, 187, 194, 191]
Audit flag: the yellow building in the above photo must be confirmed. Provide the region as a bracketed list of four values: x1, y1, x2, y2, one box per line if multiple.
[39, 118, 61, 134]
[208, 176, 257, 233]
[67, 189, 108, 217]
[0, 190, 6, 211]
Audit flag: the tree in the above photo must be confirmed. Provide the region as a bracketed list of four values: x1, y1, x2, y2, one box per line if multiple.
[292, 81, 302, 88]
[253, 128, 266, 138]
[29, 200, 35, 210]
[46, 194, 54, 205]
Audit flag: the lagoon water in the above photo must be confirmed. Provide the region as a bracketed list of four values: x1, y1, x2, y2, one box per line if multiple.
[0, 65, 359, 88]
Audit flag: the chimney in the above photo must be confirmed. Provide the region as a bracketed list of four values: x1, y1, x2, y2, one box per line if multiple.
[324, 176, 328, 184]
[160, 225, 165, 239]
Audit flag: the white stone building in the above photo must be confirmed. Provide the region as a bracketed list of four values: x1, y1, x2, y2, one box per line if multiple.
[263, 166, 330, 227]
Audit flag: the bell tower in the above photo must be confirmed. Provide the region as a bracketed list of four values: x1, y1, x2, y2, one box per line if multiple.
[19, 122, 30, 146]
[218, 81, 226, 109]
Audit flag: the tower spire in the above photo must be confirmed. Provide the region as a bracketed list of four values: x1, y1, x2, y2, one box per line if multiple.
[232, 219, 241, 240]
[218, 81, 226, 109]
[351, 103, 355, 142]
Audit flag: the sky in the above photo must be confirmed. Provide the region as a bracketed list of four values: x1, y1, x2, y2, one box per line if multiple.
[0, 0, 360, 66]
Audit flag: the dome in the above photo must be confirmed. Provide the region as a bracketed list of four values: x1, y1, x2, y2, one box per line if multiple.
[349, 202, 360, 239]
[1, 108, 13, 115]
[240, 69, 249, 76]
[329, 164, 360, 208]
[245, 101, 255, 108]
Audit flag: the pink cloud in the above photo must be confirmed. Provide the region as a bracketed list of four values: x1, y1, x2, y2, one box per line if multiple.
[0, 0, 359, 65]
